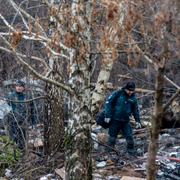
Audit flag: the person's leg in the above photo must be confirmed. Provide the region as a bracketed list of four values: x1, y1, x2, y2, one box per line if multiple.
[9, 125, 17, 143]
[106, 120, 121, 152]
[122, 123, 135, 153]
[17, 125, 26, 150]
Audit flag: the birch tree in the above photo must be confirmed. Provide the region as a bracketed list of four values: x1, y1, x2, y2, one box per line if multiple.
[91, 2, 125, 116]
[0, 0, 125, 179]
[44, 0, 65, 156]
[2, 0, 180, 179]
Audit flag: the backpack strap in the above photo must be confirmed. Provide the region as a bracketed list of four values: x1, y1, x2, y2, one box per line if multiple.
[112, 90, 122, 107]
[117, 90, 122, 99]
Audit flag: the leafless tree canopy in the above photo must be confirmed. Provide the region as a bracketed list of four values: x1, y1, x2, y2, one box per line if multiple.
[1, 0, 180, 179]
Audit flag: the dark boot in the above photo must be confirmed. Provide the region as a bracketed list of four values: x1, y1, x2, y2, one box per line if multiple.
[126, 137, 135, 154]
[106, 137, 116, 152]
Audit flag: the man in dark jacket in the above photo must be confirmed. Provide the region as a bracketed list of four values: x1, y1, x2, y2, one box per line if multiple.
[105, 82, 141, 154]
[5, 80, 36, 149]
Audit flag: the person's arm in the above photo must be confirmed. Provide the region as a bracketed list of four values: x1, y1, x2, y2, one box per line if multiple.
[105, 90, 121, 118]
[7, 94, 12, 106]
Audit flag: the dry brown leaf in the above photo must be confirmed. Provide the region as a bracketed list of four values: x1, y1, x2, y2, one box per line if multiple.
[28, 24, 32, 35]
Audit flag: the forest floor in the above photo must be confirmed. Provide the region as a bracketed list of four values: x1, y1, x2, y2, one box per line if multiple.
[91, 124, 180, 180]
[0, 121, 180, 179]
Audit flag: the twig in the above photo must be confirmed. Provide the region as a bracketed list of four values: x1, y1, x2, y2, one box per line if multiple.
[0, 96, 48, 103]
[29, 150, 44, 158]
[92, 139, 119, 156]
[105, 157, 147, 170]
[136, 92, 155, 100]
[133, 128, 149, 132]
[93, 168, 107, 179]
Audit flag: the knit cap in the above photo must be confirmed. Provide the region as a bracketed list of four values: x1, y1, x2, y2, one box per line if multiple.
[16, 80, 25, 87]
[125, 82, 135, 91]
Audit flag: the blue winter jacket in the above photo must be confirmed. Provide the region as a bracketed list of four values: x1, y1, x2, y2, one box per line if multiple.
[5, 91, 36, 125]
[105, 87, 140, 123]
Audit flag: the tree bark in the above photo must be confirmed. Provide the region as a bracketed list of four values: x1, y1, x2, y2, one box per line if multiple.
[44, 81, 64, 156]
[44, 2, 65, 156]
[91, 3, 125, 117]
[65, 57, 92, 180]
[146, 66, 165, 180]
[44, 56, 65, 156]
[91, 62, 113, 116]
[65, 0, 92, 179]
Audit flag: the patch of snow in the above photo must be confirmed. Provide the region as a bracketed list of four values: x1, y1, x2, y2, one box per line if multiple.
[40, 174, 58, 180]
[96, 161, 106, 167]
[5, 169, 12, 177]
[91, 133, 98, 150]
[93, 173, 103, 180]
[0, 100, 11, 119]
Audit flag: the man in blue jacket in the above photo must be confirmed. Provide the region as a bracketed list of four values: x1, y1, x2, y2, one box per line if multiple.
[5, 80, 36, 150]
[105, 82, 141, 154]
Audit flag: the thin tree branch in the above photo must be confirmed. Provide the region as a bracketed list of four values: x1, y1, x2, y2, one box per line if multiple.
[164, 76, 180, 89]
[0, 96, 48, 103]
[105, 157, 147, 170]
[92, 139, 119, 156]
[0, 32, 70, 58]
[9, 0, 29, 29]
[8, 0, 46, 36]
[0, 46, 47, 67]
[136, 92, 155, 100]
[45, 70, 53, 78]
[0, 13, 14, 31]
[0, 34, 74, 96]
[135, 43, 180, 90]
[8, 0, 72, 53]
[163, 88, 180, 113]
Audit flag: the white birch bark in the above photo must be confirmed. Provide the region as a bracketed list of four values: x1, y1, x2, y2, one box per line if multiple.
[91, 3, 125, 116]
[65, 0, 92, 179]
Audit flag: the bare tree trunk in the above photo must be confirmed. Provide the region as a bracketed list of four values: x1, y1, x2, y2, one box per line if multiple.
[44, 81, 64, 156]
[65, 1, 92, 179]
[44, 67, 64, 156]
[146, 65, 165, 180]
[91, 3, 125, 116]
[91, 62, 113, 116]
[43, 0, 65, 156]
[65, 68, 92, 180]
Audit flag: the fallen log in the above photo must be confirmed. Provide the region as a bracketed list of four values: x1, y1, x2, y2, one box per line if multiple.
[107, 85, 172, 96]
[91, 83, 172, 95]
[130, 117, 152, 128]
[160, 127, 180, 133]
[117, 74, 132, 79]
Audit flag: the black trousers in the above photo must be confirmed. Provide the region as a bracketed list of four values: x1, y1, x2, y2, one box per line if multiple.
[107, 119, 134, 152]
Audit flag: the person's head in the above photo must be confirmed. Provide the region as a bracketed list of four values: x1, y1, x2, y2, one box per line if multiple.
[15, 80, 25, 92]
[125, 82, 135, 96]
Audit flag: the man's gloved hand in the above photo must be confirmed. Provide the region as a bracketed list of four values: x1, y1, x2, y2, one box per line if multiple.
[104, 118, 111, 123]
[135, 122, 141, 129]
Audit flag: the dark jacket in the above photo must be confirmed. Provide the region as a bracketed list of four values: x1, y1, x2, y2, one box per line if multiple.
[5, 91, 36, 125]
[105, 87, 140, 123]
